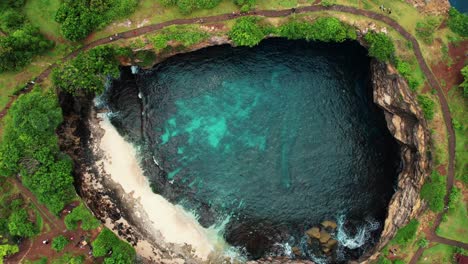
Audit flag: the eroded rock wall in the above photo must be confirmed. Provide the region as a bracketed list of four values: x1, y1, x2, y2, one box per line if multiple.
[362, 60, 431, 262]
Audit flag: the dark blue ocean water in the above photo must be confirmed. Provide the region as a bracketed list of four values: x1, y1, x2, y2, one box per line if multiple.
[106, 39, 400, 261]
[450, 0, 468, 13]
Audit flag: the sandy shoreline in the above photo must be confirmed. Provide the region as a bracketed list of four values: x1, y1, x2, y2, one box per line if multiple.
[79, 107, 245, 263]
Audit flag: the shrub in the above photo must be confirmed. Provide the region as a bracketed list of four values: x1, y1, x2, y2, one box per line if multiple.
[0, 9, 26, 33]
[228, 17, 266, 47]
[234, 0, 256, 12]
[278, 18, 356, 42]
[448, 187, 461, 213]
[376, 256, 392, 264]
[393, 219, 419, 246]
[393, 260, 405, 264]
[417, 94, 435, 120]
[0, 24, 54, 72]
[158, 0, 222, 14]
[461, 65, 468, 97]
[415, 17, 440, 44]
[417, 238, 429, 248]
[396, 59, 422, 91]
[364, 32, 395, 62]
[53, 46, 122, 95]
[420, 171, 446, 212]
[65, 204, 100, 231]
[149, 25, 209, 51]
[447, 7, 468, 37]
[55, 0, 138, 41]
[51, 235, 69, 252]
[8, 208, 37, 237]
[0, 243, 19, 260]
[92, 228, 136, 264]
[0, 90, 75, 215]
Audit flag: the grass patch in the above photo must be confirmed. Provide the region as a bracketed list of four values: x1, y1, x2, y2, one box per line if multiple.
[448, 87, 467, 183]
[437, 187, 468, 243]
[417, 244, 456, 264]
[421, 171, 446, 212]
[417, 94, 435, 120]
[23, 0, 62, 39]
[64, 203, 100, 231]
[392, 219, 419, 246]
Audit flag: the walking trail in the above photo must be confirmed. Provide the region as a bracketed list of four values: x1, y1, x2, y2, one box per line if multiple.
[1, 3, 463, 263]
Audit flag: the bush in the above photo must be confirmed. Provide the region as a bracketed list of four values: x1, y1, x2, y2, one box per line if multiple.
[55, 0, 138, 41]
[364, 32, 395, 62]
[421, 171, 446, 212]
[0, 90, 75, 215]
[234, 0, 256, 12]
[149, 25, 209, 51]
[417, 94, 435, 120]
[51, 235, 69, 252]
[447, 7, 468, 37]
[65, 204, 100, 231]
[448, 187, 461, 213]
[92, 229, 136, 264]
[278, 17, 356, 42]
[376, 256, 392, 264]
[395, 59, 422, 91]
[417, 238, 429, 248]
[393, 219, 419, 246]
[228, 17, 266, 47]
[0, 243, 19, 260]
[0, 24, 54, 72]
[159, 0, 222, 14]
[0, 9, 26, 33]
[415, 17, 440, 44]
[8, 208, 37, 238]
[53, 46, 122, 95]
[461, 65, 468, 97]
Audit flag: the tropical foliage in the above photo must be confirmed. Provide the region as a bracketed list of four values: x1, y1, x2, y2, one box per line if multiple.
[228, 17, 266, 47]
[447, 7, 468, 37]
[149, 25, 209, 51]
[393, 219, 419, 246]
[417, 94, 435, 120]
[55, 0, 138, 41]
[364, 32, 395, 62]
[51, 235, 69, 252]
[0, 90, 75, 215]
[158, 0, 222, 14]
[65, 204, 100, 231]
[278, 17, 356, 42]
[421, 171, 446, 212]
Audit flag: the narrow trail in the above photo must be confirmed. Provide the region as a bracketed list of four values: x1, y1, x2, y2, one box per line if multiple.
[0, 3, 462, 263]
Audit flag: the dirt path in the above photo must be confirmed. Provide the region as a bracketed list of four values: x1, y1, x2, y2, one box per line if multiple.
[0, 3, 462, 263]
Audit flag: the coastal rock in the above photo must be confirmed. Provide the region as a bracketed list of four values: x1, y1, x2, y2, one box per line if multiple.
[404, 0, 450, 15]
[319, 230, 331, 244]
[292, 246, 302, 256]
[362, 60, 431, 262]
[305, 227, 321, 239]
[324, 239, 338, 249]
[321, 220, 337, 229]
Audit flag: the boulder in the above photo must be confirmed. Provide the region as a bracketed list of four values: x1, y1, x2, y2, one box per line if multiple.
[292, 246, 301, 256]
[319, 230, 331, 244]
[321, 220, 337, 229]
[305, 227, 321, 239]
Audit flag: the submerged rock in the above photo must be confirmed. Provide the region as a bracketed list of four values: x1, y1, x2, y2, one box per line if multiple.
[305, 227, 321, 239]
[319, 230, 331, 244]
[321, 220, 337, 230]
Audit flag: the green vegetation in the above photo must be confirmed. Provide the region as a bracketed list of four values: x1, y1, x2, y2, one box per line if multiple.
[7, 208, 38, 237]
[415, 17, 440, 44]
[461, 65, 468, 97]
[417, 237, 429, 248]
[392, 219, 419, 246]
[55, 0, 138, 41]
[149, 25, 209, 51]
[0, 242, 19, 262]
[417, 94, 435, 120]
[51, 254, 85, 264]
[420, 171, 446, 212]
[437, 187, 468, 243]
[0, 0, 54, 72]
[418, 244, 458, 264]
[395, 59, 423, 91]
[65, 204, 100, 231]
[51, 235, 69, 252]
[228, 17, 266, 47]
[159, 0, 223, 14]
[447, 7, 468, 37]
[53, 46, 128, 94]
[0, 89, 75, 214]
[278, 17, 357, 42]
[364, 32, 395, 62]
[92, 228, 136, 264]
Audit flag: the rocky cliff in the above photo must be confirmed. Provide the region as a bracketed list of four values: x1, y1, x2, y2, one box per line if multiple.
[361, 60, 431, 262]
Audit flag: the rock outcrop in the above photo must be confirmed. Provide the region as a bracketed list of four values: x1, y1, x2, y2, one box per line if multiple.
[404, 0, 450, 15]
[361, 60, 431, 262]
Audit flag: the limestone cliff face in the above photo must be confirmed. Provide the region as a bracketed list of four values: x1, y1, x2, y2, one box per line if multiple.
[362, 60, 431, 262]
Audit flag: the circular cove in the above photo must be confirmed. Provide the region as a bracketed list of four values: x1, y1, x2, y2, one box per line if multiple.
[105, 38, 400, 262]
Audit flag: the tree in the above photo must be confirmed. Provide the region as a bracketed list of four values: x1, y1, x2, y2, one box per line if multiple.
[0, 9, 26, 33]
[447, 7, 468, 37]
[52, 46, 121, 95]
[228, 17, 265, 47]
[420, 171, 446, 212]
[0, 243, 19, 261]
[417, 94, 435, 120]
[393, 219, 419, 246]
[364, 32, 395, 62]
[51, 235, 69, 252]
[7, 209, 37, 237]
[65, 204, 100, 231]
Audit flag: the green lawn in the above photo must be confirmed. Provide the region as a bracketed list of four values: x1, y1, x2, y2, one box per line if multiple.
[23, 0, 63, 40]
[437, 189, 468, 243]
[417, 244, 457, 264]
[447, 87, 468, 183]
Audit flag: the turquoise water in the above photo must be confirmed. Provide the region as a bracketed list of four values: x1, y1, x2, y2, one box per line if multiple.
[107, 39, 399, 261]
[450, 0, 468, 13]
